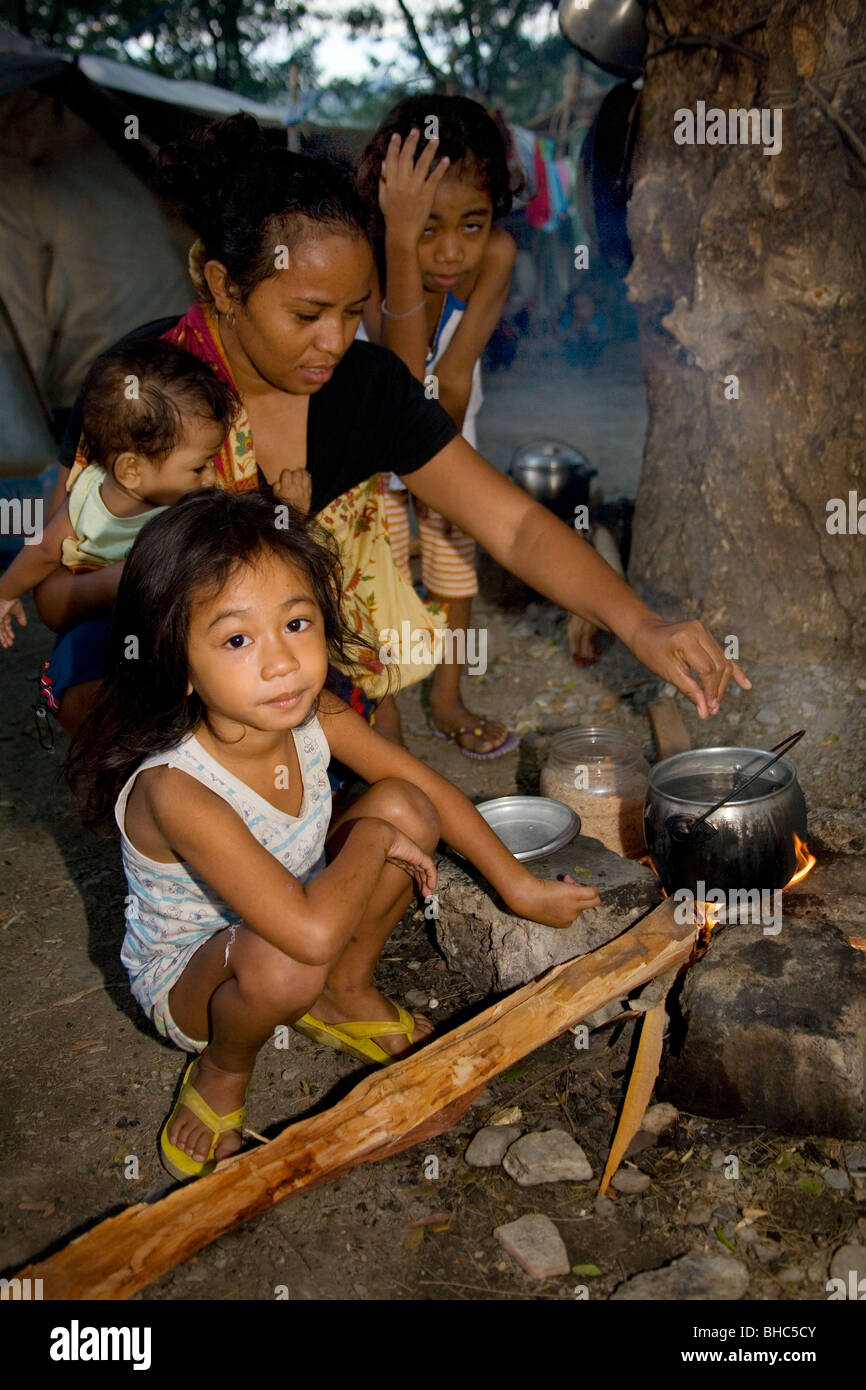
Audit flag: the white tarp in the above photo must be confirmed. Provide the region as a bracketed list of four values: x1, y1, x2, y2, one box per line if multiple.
[0, 88, 192, 474]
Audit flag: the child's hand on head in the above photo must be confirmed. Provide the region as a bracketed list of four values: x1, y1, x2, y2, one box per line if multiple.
[506, 872, 601, 929]
[0, 598, 26, 648]
[273, 468, 312, 517]
[379, 129, 450, 242]
[381, 823, 437, 899]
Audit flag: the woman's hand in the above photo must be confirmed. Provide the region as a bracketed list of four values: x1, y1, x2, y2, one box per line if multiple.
[379, 129, 450, 244]
[506, 873, 601, 928]
[0, 598, 26, 648]
[626, 616, 751, 719]
[273, 468, 311, 517]
[383, 824, 438, 899]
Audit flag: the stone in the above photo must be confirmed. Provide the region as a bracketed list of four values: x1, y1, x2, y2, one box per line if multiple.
[829, 1243, 866, 1284]
[823, 1167, 851, 1191]
[659, 916, 866, 1139]
[434, 834, 662, 993]
[624, 1130, 657, 1157]
[405, 988, 429, 1010]
[844, 1144, 866, 1175]
[806, 807, 866, 858]
[464, 1125, 521, 1169]
[755, 708, 780, 726]
[753, 1240, 783, 1266]
[685, 1200, 713, 1226]
[502, 1129, 593, 1186]
[494, 1213, 570, 1279]
[611, 1168, 650, 1195]
[777, 1266, 805, 1285]
[594, 1193, 616, 1218]
[611, 1252, 749, 1301]
[641, 1102, 678, 1136]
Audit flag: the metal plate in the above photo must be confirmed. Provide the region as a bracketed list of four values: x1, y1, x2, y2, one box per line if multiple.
[472, 796, 580, 862]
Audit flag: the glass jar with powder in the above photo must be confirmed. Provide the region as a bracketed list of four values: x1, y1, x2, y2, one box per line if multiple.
[540, 727, 649, 859]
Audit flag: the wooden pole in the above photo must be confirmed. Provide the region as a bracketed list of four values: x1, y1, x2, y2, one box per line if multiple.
[16, 898, 693, 1300]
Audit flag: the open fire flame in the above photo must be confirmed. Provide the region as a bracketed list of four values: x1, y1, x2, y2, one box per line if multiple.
[786, 833, 817, 888]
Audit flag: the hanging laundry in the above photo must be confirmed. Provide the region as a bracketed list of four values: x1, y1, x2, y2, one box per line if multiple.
[511, 124, 538, 200]
[525, 137, 551, 228]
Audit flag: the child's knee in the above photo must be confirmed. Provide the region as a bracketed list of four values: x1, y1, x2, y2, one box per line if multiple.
[235, 935, 329, 1016]
[371, 777, 440, 848]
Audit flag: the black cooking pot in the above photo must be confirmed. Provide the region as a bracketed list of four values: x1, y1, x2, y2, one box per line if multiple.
[644, 747, 808, 896]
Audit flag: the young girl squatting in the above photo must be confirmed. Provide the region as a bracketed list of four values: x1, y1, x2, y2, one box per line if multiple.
[69, 490, 600, 1181]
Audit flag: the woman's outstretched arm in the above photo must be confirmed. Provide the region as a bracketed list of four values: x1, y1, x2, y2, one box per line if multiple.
[404, 436, 751, 718]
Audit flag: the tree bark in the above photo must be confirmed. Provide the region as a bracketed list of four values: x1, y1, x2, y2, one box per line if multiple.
[626, 0, 866, 661]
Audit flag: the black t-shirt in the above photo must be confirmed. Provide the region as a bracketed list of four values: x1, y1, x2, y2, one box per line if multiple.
[58, 316, 460, 513]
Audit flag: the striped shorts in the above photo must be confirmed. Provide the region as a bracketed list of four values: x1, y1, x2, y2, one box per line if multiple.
[383, 485, 478, 600]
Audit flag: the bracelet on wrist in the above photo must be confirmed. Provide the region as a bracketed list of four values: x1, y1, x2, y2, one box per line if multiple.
[381, 296, 426, 320]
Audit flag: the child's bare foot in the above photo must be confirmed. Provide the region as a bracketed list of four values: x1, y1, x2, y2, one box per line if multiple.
[309, 984, 433, 1058]
[169, 1054, 249, 1163]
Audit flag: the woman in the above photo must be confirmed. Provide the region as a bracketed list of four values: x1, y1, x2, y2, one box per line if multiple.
[36, 115, 749, 735]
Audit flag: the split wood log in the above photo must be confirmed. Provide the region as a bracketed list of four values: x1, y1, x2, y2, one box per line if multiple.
[648, 696, 691, 760]
[17, 896, 694, 1301]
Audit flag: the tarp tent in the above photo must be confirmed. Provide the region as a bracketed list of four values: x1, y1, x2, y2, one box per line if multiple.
[0, 29, 291, 477]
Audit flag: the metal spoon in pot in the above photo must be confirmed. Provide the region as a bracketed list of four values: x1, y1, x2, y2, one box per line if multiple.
[667, 730, 806, 843]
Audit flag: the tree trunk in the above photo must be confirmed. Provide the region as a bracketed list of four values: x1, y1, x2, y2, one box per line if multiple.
[626, 0, 866, 661]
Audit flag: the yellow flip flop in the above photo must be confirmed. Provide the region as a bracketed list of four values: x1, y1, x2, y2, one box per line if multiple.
[160, 1060, 246, 1181]
[292, 1001, 418, 1066]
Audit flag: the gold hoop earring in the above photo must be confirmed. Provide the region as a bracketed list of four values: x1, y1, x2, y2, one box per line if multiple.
[225, 308, 236, 329]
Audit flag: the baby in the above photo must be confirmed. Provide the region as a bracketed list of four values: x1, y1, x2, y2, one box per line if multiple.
[0, 339, 237, 647]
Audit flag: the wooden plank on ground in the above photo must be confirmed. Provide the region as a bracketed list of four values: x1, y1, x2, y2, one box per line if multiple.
[16, 897, 694, 1301]
[649, 697, 692, 759]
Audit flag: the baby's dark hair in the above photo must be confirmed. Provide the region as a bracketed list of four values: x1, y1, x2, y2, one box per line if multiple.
[156, 113, 369, 302]
[66, 489, 385, 834]
[356, 94, 521, 241]
[80, 339, 238, 467]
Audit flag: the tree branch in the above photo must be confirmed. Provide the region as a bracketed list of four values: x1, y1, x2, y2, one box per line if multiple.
[394, 0, 446, 86]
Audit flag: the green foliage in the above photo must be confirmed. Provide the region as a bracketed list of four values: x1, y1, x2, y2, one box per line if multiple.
[2, 0, 583, 124]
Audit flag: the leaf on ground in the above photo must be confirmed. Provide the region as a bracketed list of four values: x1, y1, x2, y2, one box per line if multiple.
[489, 1104, 523, 1125]
[797, 1174, 823, 1196]
[403, 1226, 425, 1252]
[500, 1065, 528, 1082]
[406, 1212, 451, 1229]
[715, 1227, 736, 1251]
[19, 1199, 55, 1216]
[571, 1263, 602, 1277]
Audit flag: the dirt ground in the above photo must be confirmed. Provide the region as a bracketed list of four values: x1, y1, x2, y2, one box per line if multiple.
[1, 350, 865, 1302]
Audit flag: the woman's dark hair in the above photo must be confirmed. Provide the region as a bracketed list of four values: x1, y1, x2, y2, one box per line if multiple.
[356, 94, 522, 241]
[81, 339, 238, 466]
[66, 489, 386, 834]
[155, 113, 370, 302]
